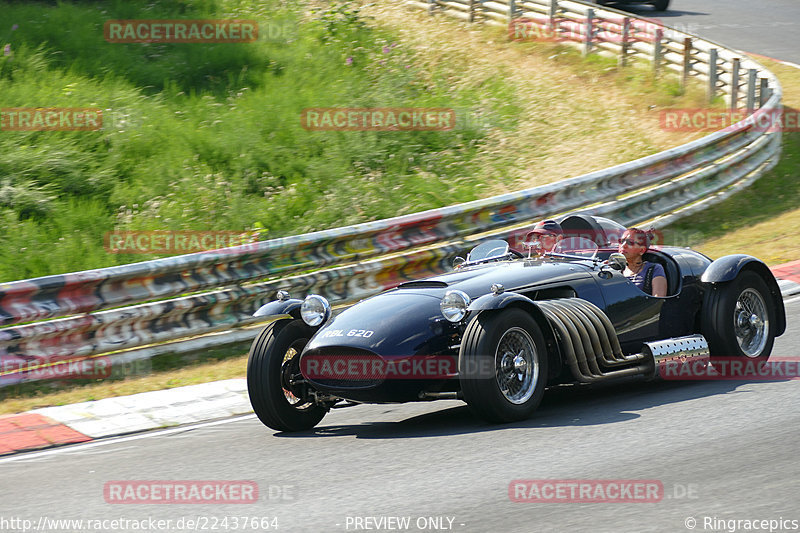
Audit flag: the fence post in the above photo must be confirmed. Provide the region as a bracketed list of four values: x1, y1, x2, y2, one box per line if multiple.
[746, 68, 757, 112]
[707, 48, 718, 104]
[468, 0, 475, 23]
[548, 0, 558, 31]
[619, 17, 630, 67]
[653, 28, 663, 76]
[681, 37, 692, 91]
[509, 0, 517, 20]
[730, 58, 740, 110]
[428, 0, 436, 15]
[583, 8, 594, 56]
[759, 78, 770, 107]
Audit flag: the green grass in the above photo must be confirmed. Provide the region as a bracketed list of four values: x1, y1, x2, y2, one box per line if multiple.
[0, 0, 509, 281]
[662, 59, 800, 265]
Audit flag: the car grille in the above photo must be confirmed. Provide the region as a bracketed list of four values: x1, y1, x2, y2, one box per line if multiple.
[300, 347, 384, 389]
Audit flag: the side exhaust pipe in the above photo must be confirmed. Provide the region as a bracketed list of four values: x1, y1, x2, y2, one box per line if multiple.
[641, 334, 710, 380]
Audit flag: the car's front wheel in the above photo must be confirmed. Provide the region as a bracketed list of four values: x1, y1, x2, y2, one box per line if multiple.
[459, 308, 548, 423]
[704, 271, 776, 362]
[247, 319, 328, 432]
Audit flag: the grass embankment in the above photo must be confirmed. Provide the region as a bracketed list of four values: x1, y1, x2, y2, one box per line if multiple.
[0, 0, 499, 280]
[0, 0, 705, 282]
[663, 59, 800, 265]
[0, 0, 720, 412]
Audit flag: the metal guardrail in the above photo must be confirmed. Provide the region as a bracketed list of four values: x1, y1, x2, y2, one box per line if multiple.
[0, 0, 783, 387]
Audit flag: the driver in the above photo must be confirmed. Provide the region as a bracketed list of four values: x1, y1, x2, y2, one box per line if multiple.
[525, 220, 564, 255]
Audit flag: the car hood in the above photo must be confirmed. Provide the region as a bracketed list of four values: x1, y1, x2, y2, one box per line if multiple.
[304, 291, 449, 358]
[304, 258, 594, 357]
[413, 258, 594, 298]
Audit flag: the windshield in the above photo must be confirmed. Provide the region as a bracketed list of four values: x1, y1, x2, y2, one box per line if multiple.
[466, 239, 510, 263]
[552, 236, 599, 258]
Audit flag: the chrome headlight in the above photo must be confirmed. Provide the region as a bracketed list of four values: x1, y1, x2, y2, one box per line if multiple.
[440, 290, 470, 322]
[300, 294, 331, 326]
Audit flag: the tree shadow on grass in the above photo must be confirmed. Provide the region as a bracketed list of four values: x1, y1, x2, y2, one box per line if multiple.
[2, 0, 295, 96]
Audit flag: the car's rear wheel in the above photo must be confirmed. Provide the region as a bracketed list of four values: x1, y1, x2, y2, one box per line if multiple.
[247, 319, 328, 432]
[704, 271, 775, 362]
[459, 308, 548, 423]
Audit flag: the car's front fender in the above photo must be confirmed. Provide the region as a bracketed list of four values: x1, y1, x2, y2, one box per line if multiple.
[253, 298, 303, 320]
[467, 291, 563, 380]
[468, 291, 537, 312]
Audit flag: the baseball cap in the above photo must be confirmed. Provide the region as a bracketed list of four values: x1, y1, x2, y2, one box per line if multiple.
[530, 220, 563, 236]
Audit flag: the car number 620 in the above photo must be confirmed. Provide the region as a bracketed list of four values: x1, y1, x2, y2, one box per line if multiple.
[347, 329, 373, 337]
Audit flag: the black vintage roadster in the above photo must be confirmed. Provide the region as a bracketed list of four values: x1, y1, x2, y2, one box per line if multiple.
[247, 215, 785, 431]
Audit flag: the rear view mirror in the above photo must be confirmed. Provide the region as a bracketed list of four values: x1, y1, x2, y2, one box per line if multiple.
[608, 253, 627, 271]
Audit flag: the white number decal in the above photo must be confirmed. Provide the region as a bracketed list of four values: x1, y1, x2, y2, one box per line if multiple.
[345, 329, 374, 338]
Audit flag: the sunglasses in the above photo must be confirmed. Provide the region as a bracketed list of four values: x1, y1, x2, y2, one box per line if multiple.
[620, 238, 645, 246]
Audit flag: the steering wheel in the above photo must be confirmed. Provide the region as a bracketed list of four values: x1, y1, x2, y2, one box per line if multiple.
[509, 248, 524, 258]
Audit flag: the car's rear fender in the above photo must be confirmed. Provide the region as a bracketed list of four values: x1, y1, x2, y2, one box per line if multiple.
[700, 254, 786, 336]
[468, 291, 563, 379]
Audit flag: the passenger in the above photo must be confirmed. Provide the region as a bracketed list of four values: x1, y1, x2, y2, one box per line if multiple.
[526, 220, 564, 255]
[619, 227, 667, 297]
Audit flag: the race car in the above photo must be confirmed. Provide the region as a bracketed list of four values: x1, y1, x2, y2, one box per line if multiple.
[246, 215, 785, 431]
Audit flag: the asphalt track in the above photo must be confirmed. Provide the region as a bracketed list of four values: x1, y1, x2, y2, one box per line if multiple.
[0, 295, 798, 532]
[618, 0, 800, 64]
[2, 3, 800, 532]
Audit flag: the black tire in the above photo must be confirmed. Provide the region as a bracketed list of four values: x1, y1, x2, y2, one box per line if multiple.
[459, 308, 548, 423]
[703, 271, 776, 362]
[652, 0, 670, 11]
[247, 319, 327, 432]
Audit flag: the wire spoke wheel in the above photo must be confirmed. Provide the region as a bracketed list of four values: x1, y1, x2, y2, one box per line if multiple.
[280, 340, 314, 408]
[459, 308, 548, 423]
[247, 319, 328, 432]
[703, 270, 777, 363]
[495, 327, 539, 405]
[734, 288, 769, 357]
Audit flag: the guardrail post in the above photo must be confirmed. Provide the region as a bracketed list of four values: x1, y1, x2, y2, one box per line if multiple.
[583, 8, 594, 56]
[652, 28, 663, 76]
[681, 37, 692, 91]
[619, 17, 630, 67]
[759, 78, 770, 107]
[730, 58, 741, 110]
[746, 68, 757, 112]
[548, 0, 558, 31]
[707, 48, 718, 104]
